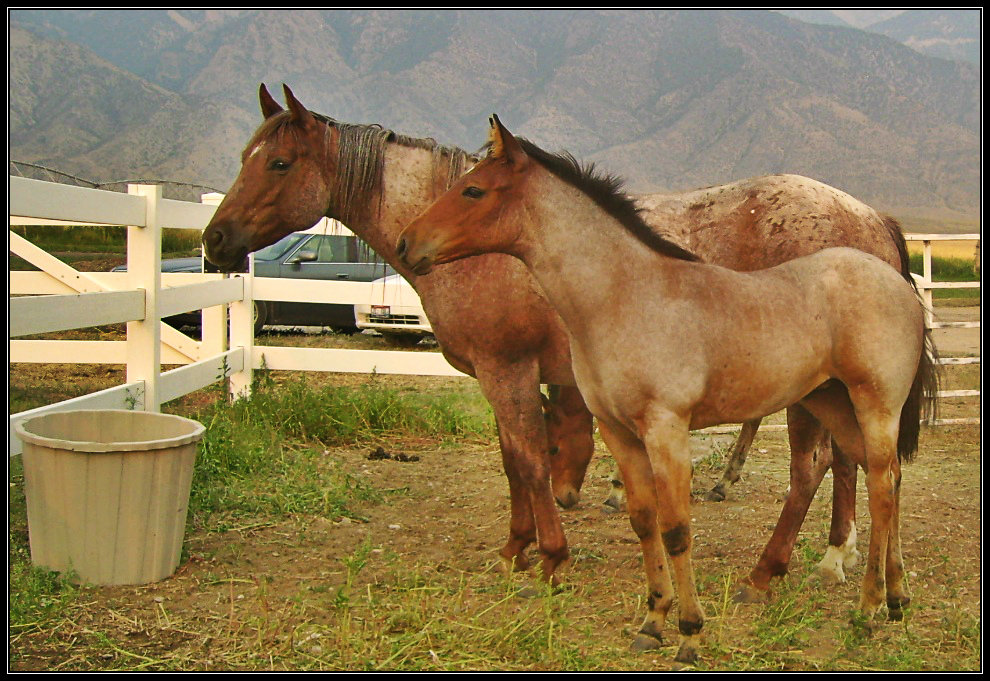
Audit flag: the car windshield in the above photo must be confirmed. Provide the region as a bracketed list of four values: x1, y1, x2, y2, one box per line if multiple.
[254, 234, 305, 261]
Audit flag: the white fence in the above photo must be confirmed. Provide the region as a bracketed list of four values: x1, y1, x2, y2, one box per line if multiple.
[8, 177, 466, 456]
[8, 177, 980, 455]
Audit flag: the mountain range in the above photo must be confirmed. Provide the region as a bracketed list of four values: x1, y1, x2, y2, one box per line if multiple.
[778, 9, 982, 64]
[8, 9, 981, 222]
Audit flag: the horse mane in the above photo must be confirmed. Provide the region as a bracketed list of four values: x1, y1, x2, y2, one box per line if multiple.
[515, 138, 700, 263]
[259, 110, 478, 227]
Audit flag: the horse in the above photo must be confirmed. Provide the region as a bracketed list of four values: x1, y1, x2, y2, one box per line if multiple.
[203, 84, 912, 595]
[396, 115, 939, 663]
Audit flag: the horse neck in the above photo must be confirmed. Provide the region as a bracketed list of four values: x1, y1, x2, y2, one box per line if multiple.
[333, 142, 447, 285]
[518, 172, 679, 328]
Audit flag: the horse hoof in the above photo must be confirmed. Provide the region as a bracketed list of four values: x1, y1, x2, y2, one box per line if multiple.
[850, 611, 882, 635]
[733, 583, 769, 604]
[630, 633, 663, 652]
[814, 562, 846, 585]
[843, 549, 862, 571]
[815, 546, 851, 584]
[887, 595, 910, 621]
[602, 497, 625, 514]
[674, 643, 699, 664]
[498, 552, 532, 575]
[705, 487, 727, 502]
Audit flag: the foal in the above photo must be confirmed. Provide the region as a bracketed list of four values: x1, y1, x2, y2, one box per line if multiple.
[397, 116, 938, 663]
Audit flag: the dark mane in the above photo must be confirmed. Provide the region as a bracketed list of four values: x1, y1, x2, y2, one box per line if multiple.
[516, 138, 700, 262]
[258, 110, 478, 227]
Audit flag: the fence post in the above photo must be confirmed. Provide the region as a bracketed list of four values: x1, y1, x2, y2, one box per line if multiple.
[228, 260, 254, 401]
[125, 184, 163, 411]
[199, 192, 228, 363]
[921, 239, 934, 329]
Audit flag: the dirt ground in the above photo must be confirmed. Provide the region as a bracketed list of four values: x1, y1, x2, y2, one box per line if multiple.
[9, 306, 982, 671]
[10, 423, 981, 671]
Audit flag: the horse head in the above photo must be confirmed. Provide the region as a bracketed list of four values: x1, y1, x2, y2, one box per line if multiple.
[202, 84, 336, 272]
[396, 115, 528, 275]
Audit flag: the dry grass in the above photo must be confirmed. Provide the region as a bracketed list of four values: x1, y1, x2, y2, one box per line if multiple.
[906, 239, 980, 261]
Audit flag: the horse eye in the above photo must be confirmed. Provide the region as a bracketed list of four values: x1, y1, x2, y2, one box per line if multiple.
[269, 159, 291, 172]
[462, 186, 485, 199]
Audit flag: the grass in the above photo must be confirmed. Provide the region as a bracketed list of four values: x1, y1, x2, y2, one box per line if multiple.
[184, 369, 494, 519]
[10, 224, 202, 256]
[8, 373, 982, 670]
[905, 252, 981, 299]
[8, 370, 496, 670]
[7, 292, 980, 671]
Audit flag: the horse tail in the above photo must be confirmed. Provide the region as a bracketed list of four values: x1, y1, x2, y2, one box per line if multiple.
[881, 214, 912, 279]
[898, 330, 940, 463]
[881, 214, 941, 463]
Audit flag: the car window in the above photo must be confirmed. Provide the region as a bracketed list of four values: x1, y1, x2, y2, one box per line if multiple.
[255, 234, 305, 261]
[316, 235, 345, 263]
[354, 240, 381, 264]
[311, 235, 381, 264]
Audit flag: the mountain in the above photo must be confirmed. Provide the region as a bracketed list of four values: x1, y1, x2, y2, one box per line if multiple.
[777, 10, 905, 30]
[7, 24, 254, 194]
[869, 10, 982, 65]
[8, 9, 981, 221]
[777, 9, 981, 64]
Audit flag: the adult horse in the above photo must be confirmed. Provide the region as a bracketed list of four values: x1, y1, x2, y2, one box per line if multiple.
[203, 84, 912, 593]
[396, 115, 939, 663]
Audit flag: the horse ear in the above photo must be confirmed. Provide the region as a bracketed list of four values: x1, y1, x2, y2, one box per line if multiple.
[259, 83, 284, 119]
[488, 114, 526, 166]
[282, 84, 316, 129]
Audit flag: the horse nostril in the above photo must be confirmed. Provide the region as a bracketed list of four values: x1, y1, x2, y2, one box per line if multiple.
[396, 236, 407, 259]
[204, 227, 224, 248]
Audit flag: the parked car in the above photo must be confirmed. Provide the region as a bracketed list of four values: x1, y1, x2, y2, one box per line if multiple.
[112, 232, 394, 334]
[354, 273, 433, 347]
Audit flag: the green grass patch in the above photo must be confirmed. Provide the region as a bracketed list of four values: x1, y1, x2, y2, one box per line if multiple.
[908, 254, 980, 299]
[10, 224, 202, 255]
[178, 369, 494, 519]
[8, 371, 496, 656]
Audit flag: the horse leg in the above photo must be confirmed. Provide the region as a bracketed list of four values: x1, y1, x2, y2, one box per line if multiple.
[844, 383, 910, 624]
[816, 440, 862, 583]
[605, 415, 758, 511]
[884, 462, 910, 621]
[476, 364, 570, 584]
[706, 418, 761, 502]
[855, 409, 901, 625]
[602, 462, 627, 514]
[544, 384, 596, 509]
[641, 415, 705, 664]
[797, 382, 907, 624]
[736, 405, 829, 602]
[596, 420, 674, 652]
[492, 419, 537, 572]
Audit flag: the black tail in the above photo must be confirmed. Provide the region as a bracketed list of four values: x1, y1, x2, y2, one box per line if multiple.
[883, 215, 941, 462]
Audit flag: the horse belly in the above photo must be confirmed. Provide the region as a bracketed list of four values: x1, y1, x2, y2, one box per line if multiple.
[688, 366, 828, 431]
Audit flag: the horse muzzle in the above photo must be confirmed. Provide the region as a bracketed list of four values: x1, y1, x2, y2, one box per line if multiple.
[202, 222, 250, 273]
[396, 234, 437, 275]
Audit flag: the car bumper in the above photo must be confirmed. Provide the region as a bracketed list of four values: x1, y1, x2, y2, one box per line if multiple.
[355, 306, 432, 335]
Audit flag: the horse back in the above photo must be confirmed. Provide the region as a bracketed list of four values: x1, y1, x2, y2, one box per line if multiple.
[635, 174, 904, 273]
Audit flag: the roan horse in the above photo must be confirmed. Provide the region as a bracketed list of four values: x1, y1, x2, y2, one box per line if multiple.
[396, 115, 939, 663]
[204, 84, 915, 596]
